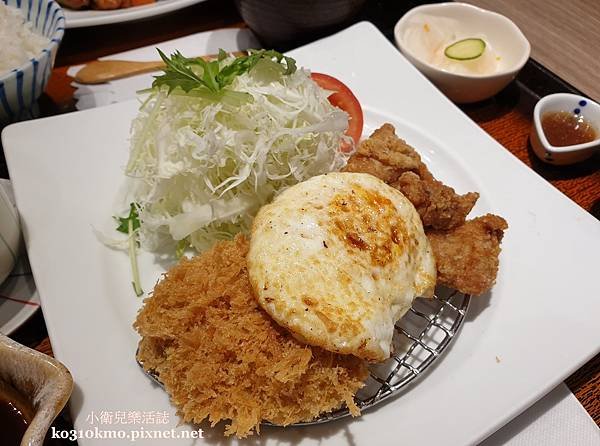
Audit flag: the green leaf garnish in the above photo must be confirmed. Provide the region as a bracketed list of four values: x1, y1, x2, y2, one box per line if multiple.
[152, 49, 297, 95]
[115, 203, 143, 297]
[116, 202, 140, 234]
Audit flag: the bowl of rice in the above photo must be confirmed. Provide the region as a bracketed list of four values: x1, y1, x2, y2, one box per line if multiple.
[0, 0, 64, 124]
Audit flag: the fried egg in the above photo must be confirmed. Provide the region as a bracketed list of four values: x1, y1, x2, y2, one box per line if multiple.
[247, 172, 436, 362]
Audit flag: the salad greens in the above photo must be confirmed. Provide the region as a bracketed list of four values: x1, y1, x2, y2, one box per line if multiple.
[115, 202, 140, 234]
[114, 203, 143, 296]
[153, 49, 296, 94]
[117, 48, 352, 263]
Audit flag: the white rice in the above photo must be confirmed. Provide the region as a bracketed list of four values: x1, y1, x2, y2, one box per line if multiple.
[0, 1, 50, 76]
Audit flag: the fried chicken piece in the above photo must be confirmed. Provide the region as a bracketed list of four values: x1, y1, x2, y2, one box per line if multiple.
[344, 124, 422, 182]
[56, 0, 89, 9]
[344, 124, 478, 230]
[393, 171, 479, 231]
[344, 124, 508, 295]
[135, 235, 368, 438]
[427, 214, 508, 295]
[92, 0, 122, 8]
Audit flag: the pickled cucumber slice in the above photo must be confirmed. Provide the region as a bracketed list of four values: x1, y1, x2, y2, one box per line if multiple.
[444, 38, 486, 61]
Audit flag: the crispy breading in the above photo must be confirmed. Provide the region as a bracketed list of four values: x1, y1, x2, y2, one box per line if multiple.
[344, 124, 507, 295]
[392, 171, 479, 231]
[134, 235, 368, 438]
[344, 123, 479, 230]
[427, 214, 508, 295]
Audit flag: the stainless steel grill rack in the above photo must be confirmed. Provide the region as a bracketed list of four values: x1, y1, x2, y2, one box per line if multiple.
[293, 289, 470, 425]
[138, 289, 469, 426]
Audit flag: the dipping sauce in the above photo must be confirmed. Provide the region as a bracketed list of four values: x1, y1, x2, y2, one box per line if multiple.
[0, 398, 29, 446]
[541, 111, 597, 147]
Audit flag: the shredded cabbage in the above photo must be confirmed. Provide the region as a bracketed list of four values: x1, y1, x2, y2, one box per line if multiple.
[121, 57, 352, 253]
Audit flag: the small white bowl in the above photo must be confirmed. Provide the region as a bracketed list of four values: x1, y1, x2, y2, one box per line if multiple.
[394, 2, 530, 103]
[530, 93, 600, 165]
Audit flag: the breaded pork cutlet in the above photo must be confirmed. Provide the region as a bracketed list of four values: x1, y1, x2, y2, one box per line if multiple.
[344, 123, 479, 230]
[427, 214, 508, 295]
[135, 235, 368, 438]
[344, 124, 507, 295]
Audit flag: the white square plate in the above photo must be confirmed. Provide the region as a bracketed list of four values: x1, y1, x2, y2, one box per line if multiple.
[3, 22, 600, 445]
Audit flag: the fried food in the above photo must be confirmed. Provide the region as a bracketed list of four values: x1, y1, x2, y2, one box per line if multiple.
[248, 172, 436, 362]
[91, 0, 121, 9]
[134, 236, 368, 438]
[344, 124, 507, 295]
[427, 214, 508, 295]
[344, 123, 479, 230]
[57, 0, 153, 9]
[56, 0, 89, 8]
[393, 171, 479, 231]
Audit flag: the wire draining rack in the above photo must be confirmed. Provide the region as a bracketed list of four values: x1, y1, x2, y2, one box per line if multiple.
[293, 288, 470, 425]
[138, 288, 469, 426]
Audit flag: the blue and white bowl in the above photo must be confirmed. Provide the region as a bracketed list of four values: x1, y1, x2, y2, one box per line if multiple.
[0, 0, 64, 124]
[530, 93, 600, 165]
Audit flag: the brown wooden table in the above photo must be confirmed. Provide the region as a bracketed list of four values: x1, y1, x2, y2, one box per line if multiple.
[7, 0, 600, 439]
[466, 0, 600, 103]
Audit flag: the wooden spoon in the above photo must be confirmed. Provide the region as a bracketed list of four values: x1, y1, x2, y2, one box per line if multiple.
[74, 51, 247, 84]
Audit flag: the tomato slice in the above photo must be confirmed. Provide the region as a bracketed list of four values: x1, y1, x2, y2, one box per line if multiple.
[311, 73, 364, 152]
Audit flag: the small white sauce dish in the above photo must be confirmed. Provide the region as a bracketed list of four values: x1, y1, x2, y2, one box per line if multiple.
[394, 2, 530, 103]
[530, 93, 600, 165]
